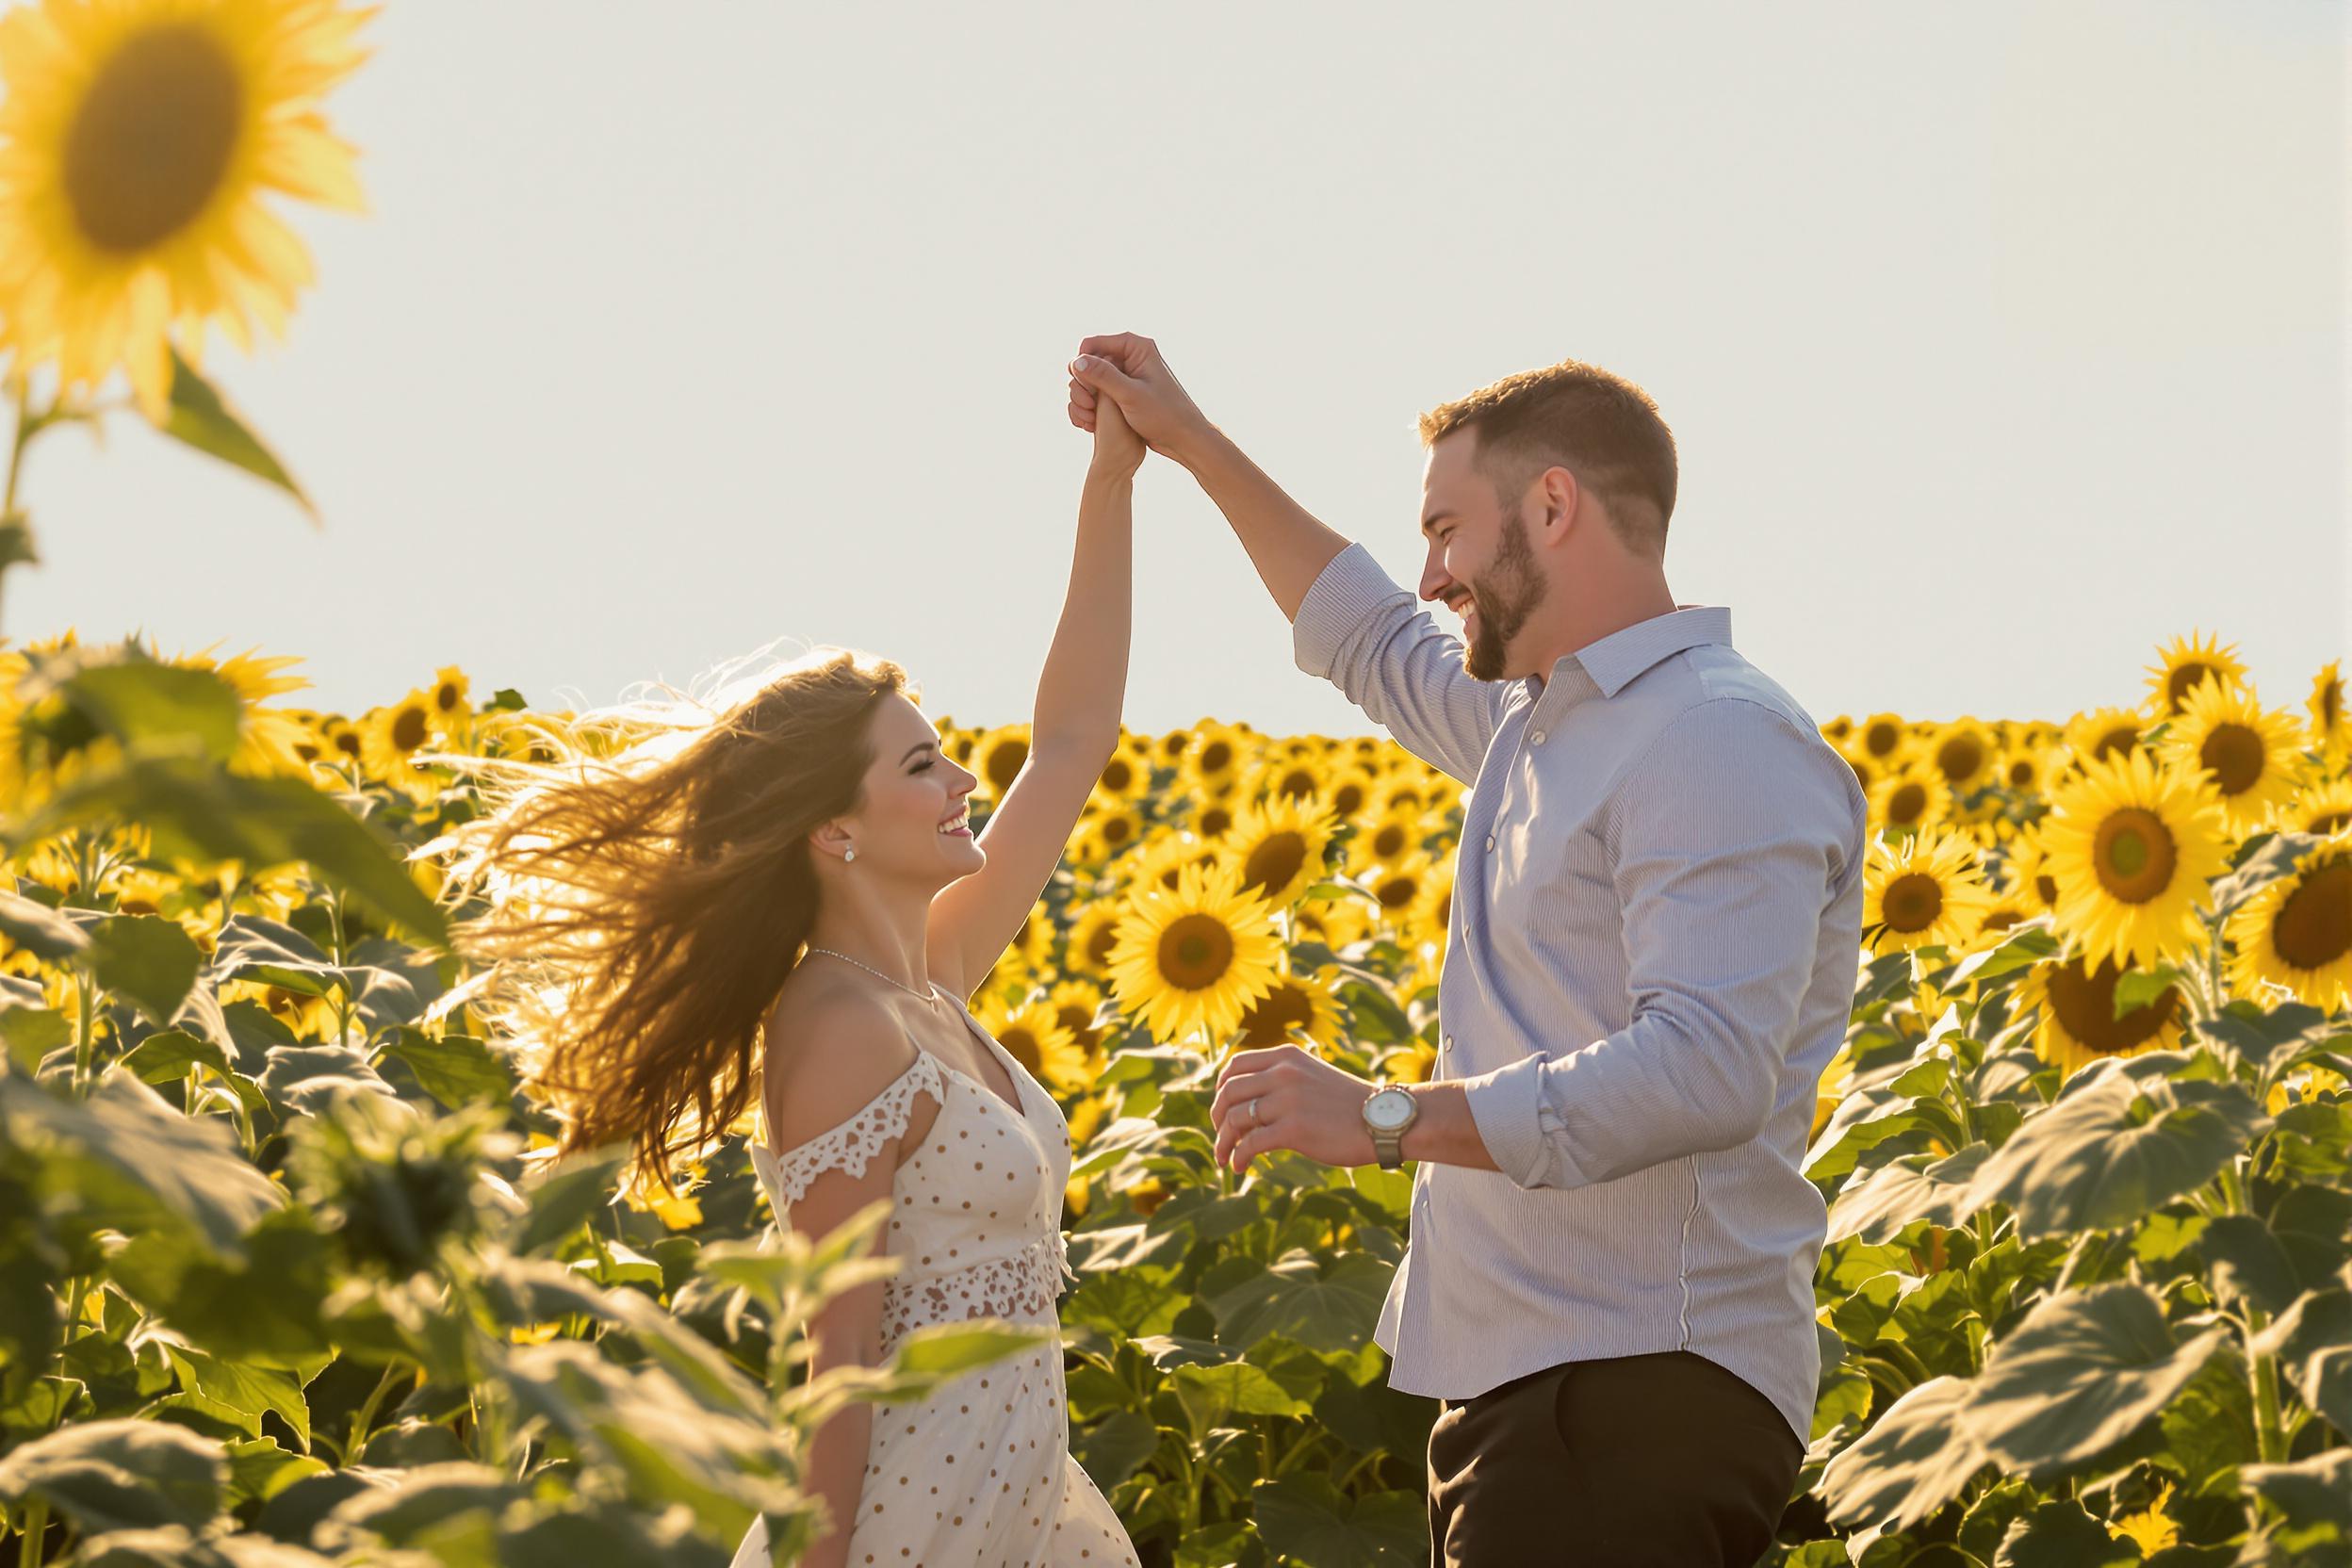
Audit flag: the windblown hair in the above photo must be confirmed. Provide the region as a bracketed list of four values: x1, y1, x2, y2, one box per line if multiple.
[417, 644, 912, 1205]
[1418, 357, 1678, 560]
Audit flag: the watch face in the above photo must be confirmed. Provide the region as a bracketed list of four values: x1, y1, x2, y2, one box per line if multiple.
[1365, 1088, 1413, 1131]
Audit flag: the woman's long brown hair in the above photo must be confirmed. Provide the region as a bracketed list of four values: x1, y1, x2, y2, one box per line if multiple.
[418, 644, 911, 1204]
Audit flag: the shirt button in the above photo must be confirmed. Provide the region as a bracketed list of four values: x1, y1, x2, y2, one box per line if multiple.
[1483, 834, 1494, 851]
[1531, 729, 1546, 744]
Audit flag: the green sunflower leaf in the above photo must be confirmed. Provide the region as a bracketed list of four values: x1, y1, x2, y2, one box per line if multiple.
[160, 348, 317, 524]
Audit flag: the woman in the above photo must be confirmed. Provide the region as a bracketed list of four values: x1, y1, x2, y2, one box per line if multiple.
[434, 391, 1150, 1566]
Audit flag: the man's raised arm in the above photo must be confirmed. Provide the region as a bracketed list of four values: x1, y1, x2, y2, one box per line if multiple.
[1069, 335, 1508, 783]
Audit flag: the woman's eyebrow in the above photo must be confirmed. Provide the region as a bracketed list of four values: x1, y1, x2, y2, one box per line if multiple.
[900, 741, 938, 764]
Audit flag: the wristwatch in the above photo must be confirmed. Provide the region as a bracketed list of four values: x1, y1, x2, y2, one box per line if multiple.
[1362, 1083, 1419, 1170]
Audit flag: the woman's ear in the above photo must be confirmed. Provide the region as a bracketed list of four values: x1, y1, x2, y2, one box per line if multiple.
[808, 818, 855, 862]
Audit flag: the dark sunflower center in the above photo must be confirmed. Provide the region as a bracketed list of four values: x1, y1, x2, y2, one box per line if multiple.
[2093, 808, 2178, 904]
[986, 739, 1029, 793]
[1157, 914, 1233, 990]
[1981, 907, 2023, 934]
[392, 706, 430, 752]
[1239, 983, 1315, 1046]
[1886, 783, 1927, 825]
[2311, 809, 2351, 835]
[2272, 858, 2352, 972]
[1055, 1004, 1097, 1046]
[1867, 720, 1902, 758]
[435, 682, 460, 713]
[1881, 872, 1944, 934]
[1000, 1027, 1041, 1074]
[65, 24, 242, 254]
[1435, 890, 1452, 926]
[2197, 723, 2265, 797]
[1102, 814, 1134, 847]
[1200, 741, 1232, 774]
[2008, 760, 2036, 787]
[1242, 831, 1308, 897]
[1372, 822, 1409, 858]
[1936, 736, 1984, 784]
[1199, 805, 1233, 839]
[2164, 663, 2214, 714]
[2325, 681, 2344, 727]
[2093, 726, 2138, 760]
[1376, 874, 1417, 910]
[1101, 758, 1133, 792]
[1278, 768, 1315, 800]
[2034, 872, 2060, 908]
[1332, 781, 1365, 816]
[1086, 921, 1119, 966]
[2045, 956, 2180, 1053]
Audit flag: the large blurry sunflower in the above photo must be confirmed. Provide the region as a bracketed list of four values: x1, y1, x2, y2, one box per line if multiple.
[975, 993, 1089, 1094]
[2223, 826, 2352, 1013]
[2285, 776, 2352, 838]
[0, 0, 374, 416]
[2015, 953, 2188, 1077]
[1105, 860, 1282, 1045]
[2039, 747, 2230, 972]
[2155, 678, 2307, 839]
[1859, 826, 1997, 956]
[1922, 719, 1999, 795]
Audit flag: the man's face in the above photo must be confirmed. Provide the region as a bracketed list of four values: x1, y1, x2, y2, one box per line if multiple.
[1418, 430, 1549, 681]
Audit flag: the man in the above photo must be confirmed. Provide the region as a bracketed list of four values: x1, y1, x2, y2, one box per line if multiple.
[1066, 339, 1869, 1568]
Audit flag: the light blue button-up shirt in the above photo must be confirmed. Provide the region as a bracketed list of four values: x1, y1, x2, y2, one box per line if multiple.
[1292, 541, 1870, 1447]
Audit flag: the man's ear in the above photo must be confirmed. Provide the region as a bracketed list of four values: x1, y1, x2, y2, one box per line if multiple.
[1537, 465, 1580, 544]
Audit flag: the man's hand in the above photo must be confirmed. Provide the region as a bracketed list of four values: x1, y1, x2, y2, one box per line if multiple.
[1209, 1043, 1380, 1174]
[1068, 334, 1214, 468]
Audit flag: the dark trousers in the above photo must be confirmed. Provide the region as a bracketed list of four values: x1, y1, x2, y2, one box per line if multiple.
[1425, 1350, 1804, 1567]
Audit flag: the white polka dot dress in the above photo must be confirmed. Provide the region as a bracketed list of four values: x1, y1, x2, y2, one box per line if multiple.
[730, 993, 1141, 1568]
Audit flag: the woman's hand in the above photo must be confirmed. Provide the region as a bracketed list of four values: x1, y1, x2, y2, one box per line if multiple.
[1088, 369, 1147, 481]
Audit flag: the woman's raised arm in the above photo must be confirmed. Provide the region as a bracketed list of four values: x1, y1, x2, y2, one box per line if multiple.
[927, 393, 1141, 995]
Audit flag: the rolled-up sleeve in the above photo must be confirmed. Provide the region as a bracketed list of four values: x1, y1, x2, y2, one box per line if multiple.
[1459, 698, 1849, 1189]
[1291, 541, 1509, 785]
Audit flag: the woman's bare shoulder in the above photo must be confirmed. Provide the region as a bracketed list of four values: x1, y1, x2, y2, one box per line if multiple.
[760, 973, 934, 1154]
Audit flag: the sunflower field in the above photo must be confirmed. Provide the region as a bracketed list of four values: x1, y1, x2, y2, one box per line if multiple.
[0, 0, 2348, 1562]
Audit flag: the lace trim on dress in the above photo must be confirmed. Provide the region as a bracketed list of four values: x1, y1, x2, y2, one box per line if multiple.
[878, 1230, 1082, 1355]
[753, 1050, 944, 1208]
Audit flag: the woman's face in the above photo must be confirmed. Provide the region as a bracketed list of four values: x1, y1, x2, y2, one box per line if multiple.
[833, 693, 982, 880]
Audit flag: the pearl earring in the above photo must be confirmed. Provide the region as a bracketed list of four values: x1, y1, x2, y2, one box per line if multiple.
[843, 847, 856, 863]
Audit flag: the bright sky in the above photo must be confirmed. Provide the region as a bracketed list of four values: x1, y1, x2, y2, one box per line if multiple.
[24, 0, 2348, 740]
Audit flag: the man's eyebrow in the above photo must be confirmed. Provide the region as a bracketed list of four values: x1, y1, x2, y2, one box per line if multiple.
[1420, 510, 1455, 537]
[900, 741, 938, 765]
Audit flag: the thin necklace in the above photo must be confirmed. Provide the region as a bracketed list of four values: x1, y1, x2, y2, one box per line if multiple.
[806, 945, 946, 1006]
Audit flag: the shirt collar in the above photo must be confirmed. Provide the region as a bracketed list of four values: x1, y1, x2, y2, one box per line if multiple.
[1527, 603, 1733, 708]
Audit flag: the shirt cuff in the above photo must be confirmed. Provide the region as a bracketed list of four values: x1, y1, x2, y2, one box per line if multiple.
[1459, 1050, 1560, 1190]
[1292, 541, 1409, 679]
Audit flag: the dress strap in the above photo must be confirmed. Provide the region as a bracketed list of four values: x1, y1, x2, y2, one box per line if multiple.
[751, 1050, 943, 1208]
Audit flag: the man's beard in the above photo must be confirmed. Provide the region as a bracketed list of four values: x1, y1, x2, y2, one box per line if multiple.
[1462, 506, 1545, 681]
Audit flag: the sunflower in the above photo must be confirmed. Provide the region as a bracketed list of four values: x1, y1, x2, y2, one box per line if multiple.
[2039, 747, 2230, 972]
[2154, 678, 2307, 839]
[1970, 890, 2036, 944]
[1347, 807, 1425, 875]
[1184, 722, 1244, 797]
[2061, 707, 2147, 774]
[2014, 952, 2188, 1077]
[1854, 712, 1910, 764]
[1189, 794, 1239, 841]
[2284, 775, 2352, 838]
[1406, 859, 1455, 977]
[1062, 897, 1128, 978]
[1104, 859, 1282, 1045]
[1993, 742, 2049, 796]
[167, 638, 310, 775]
[2143, 629, 2248, 720]
[973, 723, 1032, 800]
[1837, 748, 1877, 798]
[1868, 764, 1953, 836]
[1922, 719, 1999, 796]
[2308, 660, 2346, 760]
[1082, 801, 1146, 859]
[1233, 959, 1346, 1051]
[1811, 1041, 1855, 1146]
[976, 993, 1089, 1094]
[426, 663, 470, 729]
[1125, 829, 1224, 897]
[1293, 894, 1372, 954]
[1996, 824, 2062, 914]
[357, 686, 439, 801]
[2223, 826, 2352, 1013]
[1319, 761, 1381, 825]
[1820, 714, 1854, 746]
[1364, 851, 1436, 929]
[1154, 726, 1194, 769]
[1241, 748, 1326, 809]
[1859, 826, 1998, 956]
[1044, 976, 1110, 1056]
[0, 0, 373, 417]
[1218, 791, 1339, 909]
[1090, 741, 1152, 805]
